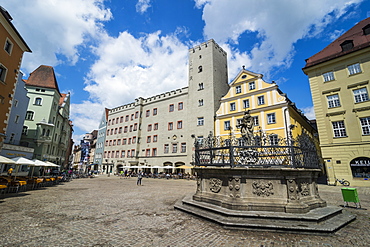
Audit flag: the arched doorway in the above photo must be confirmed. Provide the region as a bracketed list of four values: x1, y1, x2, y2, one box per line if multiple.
[350, 157, 370, 178]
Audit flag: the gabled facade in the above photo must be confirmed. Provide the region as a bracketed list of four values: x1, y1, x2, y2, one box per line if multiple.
[0, 6, 31, 149]
[303, 17, 370, 186]
[215, 69, 317, 142]
[21, 65, 72, 166]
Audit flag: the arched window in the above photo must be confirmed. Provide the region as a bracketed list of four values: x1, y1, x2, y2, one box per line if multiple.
[34, 97, 42, 105]
[25, 111, 34, 120]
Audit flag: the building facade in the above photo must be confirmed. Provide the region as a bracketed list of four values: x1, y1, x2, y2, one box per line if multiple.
[215, 68, 318, 142]
[0, 6, 31, 149]
[94, 109, 109, 173]
[102, 40, 229, 173]
[21, 65, 72, 166]
[303, 17, 370, 186]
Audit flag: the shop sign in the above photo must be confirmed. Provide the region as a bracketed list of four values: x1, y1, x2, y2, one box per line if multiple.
[350, 157, 370, 167]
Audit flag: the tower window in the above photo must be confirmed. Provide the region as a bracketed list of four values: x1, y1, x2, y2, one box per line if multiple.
[198, 66, 203, 73]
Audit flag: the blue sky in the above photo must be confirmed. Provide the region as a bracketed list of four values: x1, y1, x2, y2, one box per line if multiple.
[2, 0, 370, 142]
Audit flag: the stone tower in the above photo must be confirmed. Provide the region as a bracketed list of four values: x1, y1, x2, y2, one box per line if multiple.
[187, 39, 229, 141]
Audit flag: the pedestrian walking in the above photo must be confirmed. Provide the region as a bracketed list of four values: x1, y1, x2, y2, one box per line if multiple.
[137, 170, 143, 185]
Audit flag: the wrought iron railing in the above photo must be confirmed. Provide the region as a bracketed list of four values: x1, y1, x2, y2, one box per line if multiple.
[193, 132, 321, 169]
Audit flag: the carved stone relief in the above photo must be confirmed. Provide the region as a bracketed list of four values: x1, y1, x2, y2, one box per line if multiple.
[252, 180, 274, 197]
[209, 178, 222, 193]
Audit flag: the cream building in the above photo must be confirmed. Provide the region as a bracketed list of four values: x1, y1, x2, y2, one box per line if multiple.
[303, 17, 370, 186]
[102, 40, 229, 173]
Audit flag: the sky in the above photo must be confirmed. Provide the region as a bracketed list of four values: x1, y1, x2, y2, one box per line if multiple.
[2, 0, 370, 142]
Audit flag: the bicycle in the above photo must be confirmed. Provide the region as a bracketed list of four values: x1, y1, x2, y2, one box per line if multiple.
[334, 178, 350, 186]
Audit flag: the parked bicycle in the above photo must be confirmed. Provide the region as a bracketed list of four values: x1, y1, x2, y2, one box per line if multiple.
[334, 178, 350, 186]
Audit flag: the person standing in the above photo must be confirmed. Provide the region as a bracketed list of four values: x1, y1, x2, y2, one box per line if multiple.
[137, 170, 143, 186]
[7, 167, 13, 177]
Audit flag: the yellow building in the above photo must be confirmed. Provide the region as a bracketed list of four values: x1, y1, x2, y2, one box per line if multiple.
[215, 68, 317, 144]
[303, 17, 370, 186]
[0, 6, 31, 149]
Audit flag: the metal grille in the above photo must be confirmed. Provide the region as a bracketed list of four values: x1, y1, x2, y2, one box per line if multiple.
[193, 132, 321, 169]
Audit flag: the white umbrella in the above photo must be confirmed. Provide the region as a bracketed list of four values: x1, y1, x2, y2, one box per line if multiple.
[45, 161, 60, 167]
[11, 157, 35, 179]
[151, 166, 163, 169]
[0, 155, 16, 164]
[163, 165, 174, 168]
[32, 159, 50, 176]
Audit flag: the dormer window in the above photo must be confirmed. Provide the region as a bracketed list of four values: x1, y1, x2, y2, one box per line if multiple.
[363, 24, 370, 35]
[340, 40, 354, 52]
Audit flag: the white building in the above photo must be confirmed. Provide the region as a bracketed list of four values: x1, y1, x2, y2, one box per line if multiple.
[102, 40, 229, 173]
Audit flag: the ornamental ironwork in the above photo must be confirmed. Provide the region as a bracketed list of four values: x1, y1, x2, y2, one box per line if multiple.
[193, 130, 321, 169]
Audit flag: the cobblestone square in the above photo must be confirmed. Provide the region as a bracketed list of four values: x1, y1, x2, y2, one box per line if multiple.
[0, 176, 369, 247]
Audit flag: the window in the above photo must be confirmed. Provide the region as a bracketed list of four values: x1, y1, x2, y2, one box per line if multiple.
[249, 82, 255, 90]
[152, 148, 157, 156]
[169, 104, 174, 112]
[172, 143, 178, 153]
[269, 135, 279, 145]
[4, 39, 13, 54]
[135, 111, 139, 118]
[13, 100, 18, 107]
[127, 150, 130, 158]
[181, 143, 186, 153]
[332, 121, 347, 137]
[153, 108, 157, 115]
[363, 24, 370, 35]
[353, 88, 369, 103]
[177, 121, 183, 129]
[146, 110, 150, 117]
[22, 126, 28, 135]
[129, 125, 133, 132]
[105, 140, 108, 146]
[348, 63, 361, 75]
[134, 123, 138, 131]
[258, 96, 265, 105]
[125, 115, 129, 121]
[168, 122, 173, 130]
[0, 64, 7, 82]
[178, 102, 183, 110]
[117, 139, 121, 145]
[119, 127, 122, 133]
[340, 40, 354, 52]
[147, 136, 151, 143]
[164, 144, 169, 153]
[197, 117, 204, 126]
[35, 98, 42, 105]
[114, 128, 118, 134]
[131, 114, 134, 120]
[236, 85, 241, 94]
[132, 136, 136, 144]
[253, 116, 259, 126]
[153, 135, 158, 142]
[360, 117, 370, 135]
[224, 121, 230, 130]
[15, 115, 19, 123]
[120, 116, 123, 123]
[121, 150, 125, 158]
[109, 140, 112, 146]
[25, 111, 34, 120]
[116, 151, 119, 158]
[267, 113, 276, 124]
[199, 99, 204, 106]
[113, 140, 116, 146]
[323, 71, 335, 82]
[154, 123, 158, 130]
[123, 138, 127, 145]
[124, 126, 128, 133]
[148, 124, 152, 131]
[327, 94, 341, 108]
[230, 102, 236, 111]
[146, 149, 150, 157]
[198, 83, 204, 90]
[131, 150, 135, 157]
[198, 66, 203, 72]
[243, 99, 249, 109]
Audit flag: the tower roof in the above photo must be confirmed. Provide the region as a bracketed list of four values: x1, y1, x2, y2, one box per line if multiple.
[25, 65, 61, 95]
[303, 17, 370, 69]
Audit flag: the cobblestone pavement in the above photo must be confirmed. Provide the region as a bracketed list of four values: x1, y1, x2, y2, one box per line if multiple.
[0, 176, 369, 247]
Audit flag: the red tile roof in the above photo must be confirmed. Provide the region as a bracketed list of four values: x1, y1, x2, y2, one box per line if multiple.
[303, 17, 370, 69]
[25, 65, 61, 95]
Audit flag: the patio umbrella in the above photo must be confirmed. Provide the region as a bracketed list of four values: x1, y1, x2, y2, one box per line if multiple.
[32, 159, 50, 176]
[44, 161, 60, 167]
[11, 157, 35, 179]
[0, 155, 16, 164]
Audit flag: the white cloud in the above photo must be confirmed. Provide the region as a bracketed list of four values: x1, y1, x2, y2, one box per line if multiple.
[136, 0, 151, 14]
[2, 0, 112, 73]
[83, 31, 189, 108]
[302, 106, 316, 120]
[197, 0, 363, 75]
